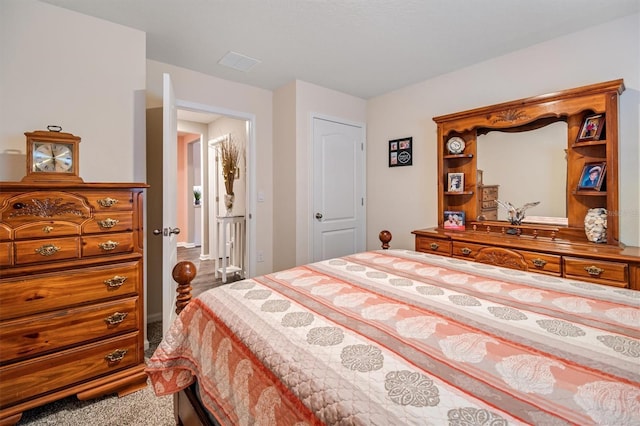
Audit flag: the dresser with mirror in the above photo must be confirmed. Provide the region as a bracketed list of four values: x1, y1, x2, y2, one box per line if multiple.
[413, 79, 640, 290]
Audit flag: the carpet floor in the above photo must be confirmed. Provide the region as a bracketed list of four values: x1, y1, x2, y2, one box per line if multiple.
[17, 321, 174, 426]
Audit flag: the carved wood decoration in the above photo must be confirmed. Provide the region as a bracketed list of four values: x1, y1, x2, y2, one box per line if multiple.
[491, 109, 529, 124]
[475, 247, 528, 270]
[8, 198, 87, 218]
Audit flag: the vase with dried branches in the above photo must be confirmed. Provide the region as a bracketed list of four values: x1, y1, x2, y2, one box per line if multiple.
[219, 136, 240, 215]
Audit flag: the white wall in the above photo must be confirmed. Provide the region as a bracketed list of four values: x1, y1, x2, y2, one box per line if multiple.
[0, 0, 146, 183]
[367, 14, 640, 249]
[146, 60, 274, 276]
[272, 82, 298, 271]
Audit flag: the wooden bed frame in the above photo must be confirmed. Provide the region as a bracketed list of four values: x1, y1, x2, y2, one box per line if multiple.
[167, 231, 393, 426]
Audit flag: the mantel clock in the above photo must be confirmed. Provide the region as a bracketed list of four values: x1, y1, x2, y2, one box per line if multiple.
[22, 126, 83, 182]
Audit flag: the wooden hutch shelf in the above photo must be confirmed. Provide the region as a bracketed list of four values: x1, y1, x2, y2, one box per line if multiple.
[414, 79, 640, 290]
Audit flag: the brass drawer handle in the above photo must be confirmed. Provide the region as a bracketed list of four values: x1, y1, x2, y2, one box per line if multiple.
[461, 247, 472, 255]
[105, 312, 128, 325]
[99, 240, 119, 251]
[42, 225, 54, 233]
[104, 275, 127, 288]
[97, 197, 119, 208]
[430, 242, 439, 250]
[35, 244, 60, 256]
[104, 349, 128, 363]
[584, 265, 605, 276]
[532, 258, 547, 268]
[98, 218, 120, 229]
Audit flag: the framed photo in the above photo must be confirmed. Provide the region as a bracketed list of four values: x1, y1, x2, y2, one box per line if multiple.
[577, 114, 605, 142]
[578, 162, 606, 190]
[444, 210, 465, 230]
[447, 172, 464, 192]
[389, 137, 412, 167]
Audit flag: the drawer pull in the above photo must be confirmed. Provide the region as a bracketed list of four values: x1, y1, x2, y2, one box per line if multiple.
[99, 240, 119, 251]
[35, 244, 60, 256]
[461, 248, 472, 255]
[104, 275, 128, 288]
[98, 218, 120, 229]
[42, 225, 54, 233]
[105, 312, 128, 325]
[97, 197, 119, 208]
[430, 243, 439, 250]
[584, 265, 605, 276]
[104, 348, 128, 363]
[532, 258, 547, 268]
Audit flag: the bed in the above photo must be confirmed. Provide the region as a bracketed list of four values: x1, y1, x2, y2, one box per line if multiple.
[146, 239, 639, 425]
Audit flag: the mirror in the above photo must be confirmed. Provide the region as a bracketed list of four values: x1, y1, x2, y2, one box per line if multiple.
[477, 121, 568, 224]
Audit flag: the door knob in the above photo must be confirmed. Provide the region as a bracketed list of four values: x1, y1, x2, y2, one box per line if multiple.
[152, 227, 181, 236]
[315, 213, 323, 220]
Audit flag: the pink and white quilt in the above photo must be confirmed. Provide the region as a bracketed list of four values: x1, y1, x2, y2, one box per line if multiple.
[146, 249, 639, 425]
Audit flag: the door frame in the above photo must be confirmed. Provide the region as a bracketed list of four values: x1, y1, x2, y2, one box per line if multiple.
[174, 99, 257, 280]
[308, 113, 366, 262]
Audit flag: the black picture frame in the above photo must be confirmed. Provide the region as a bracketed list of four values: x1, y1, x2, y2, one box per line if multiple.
[577, 114, 605, 142]
[578, 162, 606, 191]
[389, 137, 412, 167]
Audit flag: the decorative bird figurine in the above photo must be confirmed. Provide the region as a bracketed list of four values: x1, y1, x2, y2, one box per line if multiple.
[496, 200, 540, 226]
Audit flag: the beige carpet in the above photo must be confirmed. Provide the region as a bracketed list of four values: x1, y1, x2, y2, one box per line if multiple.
[18, 322, 174, 426]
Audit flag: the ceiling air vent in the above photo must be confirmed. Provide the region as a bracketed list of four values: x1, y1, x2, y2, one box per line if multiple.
[218, 51, 261, 72]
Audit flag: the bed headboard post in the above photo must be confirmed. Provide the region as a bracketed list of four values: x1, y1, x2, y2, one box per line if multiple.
[379, 230, 392, 249]
[172, 261, 197, 315]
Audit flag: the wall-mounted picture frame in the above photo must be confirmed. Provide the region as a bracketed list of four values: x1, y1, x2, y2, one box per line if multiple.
[578, 162, 606, 191]
[389, 137, 412, 167]
[577, 114, 605, 142]
[444, 210, 465, 230]
[447, 172, 464, 192]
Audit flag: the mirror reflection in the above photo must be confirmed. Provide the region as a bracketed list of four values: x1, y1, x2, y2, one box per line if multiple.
[477, 121, 568, 224]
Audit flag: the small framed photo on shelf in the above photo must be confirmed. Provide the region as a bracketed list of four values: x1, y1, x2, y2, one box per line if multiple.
[577, 114, 605, 142]
[447, 172, 464, 192]
[388, 137, 412, 167]
[444, 210, 466, 230]
[578, 162, 606, 191]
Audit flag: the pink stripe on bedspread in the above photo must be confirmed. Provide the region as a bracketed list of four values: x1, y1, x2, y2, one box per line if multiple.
[146, 249, 640, 425]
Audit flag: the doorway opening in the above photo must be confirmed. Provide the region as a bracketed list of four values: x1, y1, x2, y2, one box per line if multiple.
[175, 109, 253, 285]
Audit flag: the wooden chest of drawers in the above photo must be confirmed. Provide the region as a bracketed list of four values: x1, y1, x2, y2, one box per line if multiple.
[0, 182, 148, 425]
[413, 227, 640, 290]
[477, 185, 499, 220]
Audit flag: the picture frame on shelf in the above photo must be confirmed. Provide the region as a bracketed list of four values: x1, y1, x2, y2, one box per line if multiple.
[578, 162, 606, 191]
[577, 114, 605, 142]
[447, 172, 464, 192]
[388, 137, 412, 167]
[444, 210, 465, 230]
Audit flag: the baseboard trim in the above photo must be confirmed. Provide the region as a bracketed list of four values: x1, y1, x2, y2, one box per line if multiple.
[147, 312, 162, 323]
[177, 242, 197, 248]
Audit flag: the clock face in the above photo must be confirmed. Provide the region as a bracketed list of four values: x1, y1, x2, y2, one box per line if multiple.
[446, 137, 465, 154]
[32, 142, 74, 172]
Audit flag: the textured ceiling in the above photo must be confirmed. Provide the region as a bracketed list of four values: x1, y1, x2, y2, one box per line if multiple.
[41, 0, 639, 99]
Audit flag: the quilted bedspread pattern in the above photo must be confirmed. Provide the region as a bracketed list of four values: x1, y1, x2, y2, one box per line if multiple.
[146, 250, 639, 425]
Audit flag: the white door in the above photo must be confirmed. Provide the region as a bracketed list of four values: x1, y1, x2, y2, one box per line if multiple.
[312, 117, 365, 261]
[161, 73, 179, 335]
